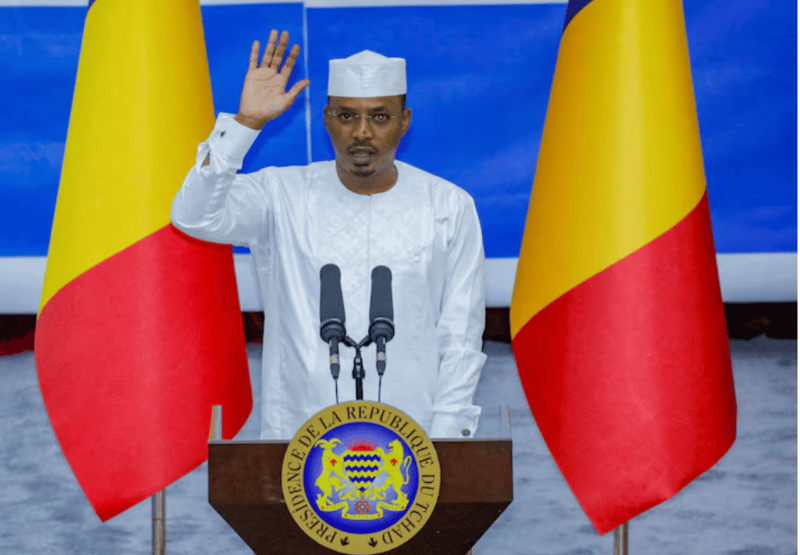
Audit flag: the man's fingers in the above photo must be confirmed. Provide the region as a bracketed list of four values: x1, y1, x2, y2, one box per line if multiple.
[270, 31, 290, 69]
[279, 44, 301, 77]
[249, 40, 260, 71]
[261, 29, 278, 67]
[286, 79, 311, 102]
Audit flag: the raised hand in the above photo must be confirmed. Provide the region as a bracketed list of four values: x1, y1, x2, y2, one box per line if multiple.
[236, 30, 310, 130]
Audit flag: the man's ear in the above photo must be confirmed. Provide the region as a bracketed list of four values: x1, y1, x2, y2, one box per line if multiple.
[323, 107, 333, 136]
[400, 108, 412, 135]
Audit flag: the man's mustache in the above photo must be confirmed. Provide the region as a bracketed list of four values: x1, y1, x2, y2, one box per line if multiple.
[348, 144, 377, 154]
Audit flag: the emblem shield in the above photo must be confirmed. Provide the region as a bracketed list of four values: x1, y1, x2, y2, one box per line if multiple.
[343, 448, 382, 492]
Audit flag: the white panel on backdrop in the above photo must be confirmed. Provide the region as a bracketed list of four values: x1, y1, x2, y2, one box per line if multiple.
[717, 253, 798, 304]
[480, 254, 798, 307]
[2, 254, 796, 313]
[234, 254, 265, 312]
[0, 258, 47, 314]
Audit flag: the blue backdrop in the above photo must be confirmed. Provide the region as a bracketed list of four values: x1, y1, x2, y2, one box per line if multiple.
[0, 1, 796, 259]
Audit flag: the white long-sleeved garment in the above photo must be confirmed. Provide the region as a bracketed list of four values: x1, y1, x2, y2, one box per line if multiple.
[171, 113, 487, 440]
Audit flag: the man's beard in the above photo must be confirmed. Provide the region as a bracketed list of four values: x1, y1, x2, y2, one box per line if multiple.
[353, 169, 375, 177]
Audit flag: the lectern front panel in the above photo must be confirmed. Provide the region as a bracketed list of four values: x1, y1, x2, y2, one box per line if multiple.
[209, 440, 512, 555]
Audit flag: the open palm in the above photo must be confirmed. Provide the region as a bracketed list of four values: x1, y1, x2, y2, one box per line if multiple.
[238, 30, 310, 129]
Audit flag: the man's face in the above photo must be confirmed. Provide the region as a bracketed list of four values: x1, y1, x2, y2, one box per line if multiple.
[324, 96, 411, 179]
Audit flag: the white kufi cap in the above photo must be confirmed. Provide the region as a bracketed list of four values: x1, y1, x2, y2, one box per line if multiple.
[328, 50, 407, 97]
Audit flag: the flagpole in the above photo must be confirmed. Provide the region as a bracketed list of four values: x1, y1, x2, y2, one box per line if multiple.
[152, 489, 165, 554]
[151, 403, 224, 555]
[613, 522, 628, 555]
[210, 404, 223, 441]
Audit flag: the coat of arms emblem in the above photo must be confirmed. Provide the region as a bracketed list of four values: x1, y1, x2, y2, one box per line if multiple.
[314, 438, 413, 518]
[281, 401, 441, 554]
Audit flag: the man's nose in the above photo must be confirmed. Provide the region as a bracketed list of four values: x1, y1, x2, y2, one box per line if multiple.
[352, 116, 374, 139]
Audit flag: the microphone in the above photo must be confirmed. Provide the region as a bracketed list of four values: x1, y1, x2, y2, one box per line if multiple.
[320, 264, 346, 380]
[368, 266, 395, 377]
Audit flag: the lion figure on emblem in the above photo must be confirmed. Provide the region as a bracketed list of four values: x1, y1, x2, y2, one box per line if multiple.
[367, 439, 413, 510]
[313, 438, 349, 510]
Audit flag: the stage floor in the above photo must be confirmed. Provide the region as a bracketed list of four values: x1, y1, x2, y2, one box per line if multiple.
[0, 337, 795, 554]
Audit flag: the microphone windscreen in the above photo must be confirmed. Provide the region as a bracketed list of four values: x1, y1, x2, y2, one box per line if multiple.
[320, 264, 346, 324]
[369, 266, 393, 322]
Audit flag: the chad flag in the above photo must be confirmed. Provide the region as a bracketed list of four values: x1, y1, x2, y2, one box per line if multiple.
[510, 0, 738, 535]
[35, 0, 252, 521]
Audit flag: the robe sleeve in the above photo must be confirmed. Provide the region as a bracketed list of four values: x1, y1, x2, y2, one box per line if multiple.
[170, 112, 271, 247]
[429, 195, 488, 439]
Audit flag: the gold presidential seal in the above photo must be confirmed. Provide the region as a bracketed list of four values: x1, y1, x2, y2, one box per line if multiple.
[281, 401, 441, 554]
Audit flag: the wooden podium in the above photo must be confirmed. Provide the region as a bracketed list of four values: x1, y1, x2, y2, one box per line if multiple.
[208, 438, 513, 555]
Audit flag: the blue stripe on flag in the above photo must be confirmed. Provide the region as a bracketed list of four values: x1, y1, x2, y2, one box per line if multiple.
[564, 0, 593, 30]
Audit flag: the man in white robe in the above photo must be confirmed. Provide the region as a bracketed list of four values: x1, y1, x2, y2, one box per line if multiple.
[171, 30, 486, 440]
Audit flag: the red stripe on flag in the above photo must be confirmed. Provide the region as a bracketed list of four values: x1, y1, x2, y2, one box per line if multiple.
[35, 225, 252, 521]
[512, 193, 736, 534]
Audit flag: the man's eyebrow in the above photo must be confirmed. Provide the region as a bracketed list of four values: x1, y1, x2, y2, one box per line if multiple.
[333, 105, 391, 113]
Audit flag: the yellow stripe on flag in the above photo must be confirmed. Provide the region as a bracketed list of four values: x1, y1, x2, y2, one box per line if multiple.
[40, 0, 215, 311]
[510, 0, 707, 337]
